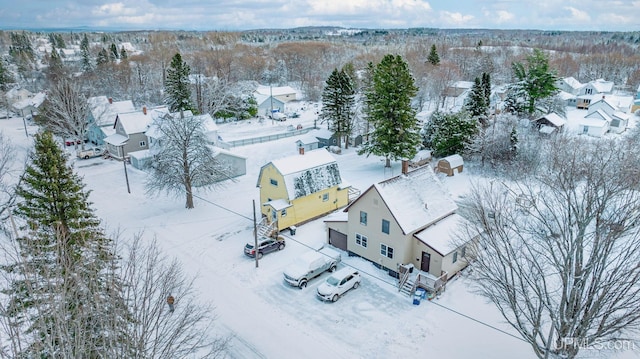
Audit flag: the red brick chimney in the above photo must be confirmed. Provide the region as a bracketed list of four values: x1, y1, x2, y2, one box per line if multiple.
[299, 147, 305, 155]
[143, 106, 147, 115]
[401, 160, 409, 175]
[108, 97, 113, 104]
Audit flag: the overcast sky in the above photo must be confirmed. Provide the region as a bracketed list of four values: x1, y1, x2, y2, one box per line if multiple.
[1, 0, 638, 32]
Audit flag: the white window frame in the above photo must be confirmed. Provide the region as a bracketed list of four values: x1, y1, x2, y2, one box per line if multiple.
[380, 243, 393, 259]
[355, 233, 368, 248]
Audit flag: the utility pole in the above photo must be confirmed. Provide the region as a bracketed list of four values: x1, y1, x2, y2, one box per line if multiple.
[120, 144, 131, 194]
[253, 200, 259, 268]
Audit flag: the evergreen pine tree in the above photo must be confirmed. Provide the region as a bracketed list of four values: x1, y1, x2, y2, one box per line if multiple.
[96, 48, 109, 67]
[320, 67, 356, 148]
[509, 48, 558, 115]
[464, 77, 487, 120]
[109, 43, 119, 61]
[422, 111, 478, 157]
[359, 54, 421, 167]
[427, 44, 440, 66]
[0, 59, 14, 91]
[119, 46, 128, 60]
[481, 72, 491, 108]
[165, 52, 195, 113]
[5, 131, 130, 357]
[80, 34, 92, 72]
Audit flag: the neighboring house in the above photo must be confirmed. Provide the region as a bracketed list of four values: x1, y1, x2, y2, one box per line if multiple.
[578, 96, 631, 137]
[256, 149, 353, 231]
[578, 115, 609, 137]
[576, 79, 615, 109]
[11, 91, 46, 118]
[255, 93, 286, 118]
[132, 112, 242, 177]
[442, 80, 473, 109]
[533, 112, 567, 133]
[556, 76, 583, 95]
[256, 85, 297, 103]
[557, 90, 577, 108]
[104, 106, 168, 159]
[295, 134, 320, 154]
[87, 96, 136, 145]
[325, 165, 477, 283]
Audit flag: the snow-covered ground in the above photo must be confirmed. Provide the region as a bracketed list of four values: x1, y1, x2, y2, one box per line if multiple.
[1, 103, 639, 358]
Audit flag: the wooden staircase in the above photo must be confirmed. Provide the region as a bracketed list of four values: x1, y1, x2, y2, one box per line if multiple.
[256, 217, 278, 238]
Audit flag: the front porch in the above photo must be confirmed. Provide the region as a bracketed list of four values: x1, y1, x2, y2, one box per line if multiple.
[398, 263, 447, 297]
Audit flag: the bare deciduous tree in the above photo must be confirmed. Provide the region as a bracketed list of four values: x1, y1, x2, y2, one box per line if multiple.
[146, 112, 233, 209]
[461, 136, 640, 359]
[118, 234, 229, 358]
[36, 77, 90, 149]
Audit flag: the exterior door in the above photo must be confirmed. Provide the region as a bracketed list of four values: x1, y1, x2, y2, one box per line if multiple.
[421, 251, 431, 273]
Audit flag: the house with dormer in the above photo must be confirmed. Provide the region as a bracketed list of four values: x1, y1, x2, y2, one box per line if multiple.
[576, 79, 615, 109]
[103, 106, 168, 159]
[257, 149, 354, 231]
[578, 96, 631, 136]
[87, 96, 135, 145]
[325, 164, 477, 290]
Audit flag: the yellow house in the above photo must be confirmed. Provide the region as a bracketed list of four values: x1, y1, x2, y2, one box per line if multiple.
[257, 149, 351, 231]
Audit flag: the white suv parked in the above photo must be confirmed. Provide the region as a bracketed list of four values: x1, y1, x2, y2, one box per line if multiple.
[316, 267, 361, 302]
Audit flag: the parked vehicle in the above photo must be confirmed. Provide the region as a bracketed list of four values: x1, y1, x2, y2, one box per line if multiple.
[270, 112, 287, 121]
[244, 236, 285, 259]
[65, 139, 83, 146]
[316, 267, 361, 302]
[283, 246, 341, 289]
[77, 147, 104, 159]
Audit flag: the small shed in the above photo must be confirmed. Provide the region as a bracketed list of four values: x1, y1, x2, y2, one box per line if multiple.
[295, 134, 319, 154]
[409, 149, 432, 168]
[437, 154, 464, 176]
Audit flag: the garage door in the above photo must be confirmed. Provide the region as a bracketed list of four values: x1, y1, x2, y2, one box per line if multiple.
[329, 229, 347, 251]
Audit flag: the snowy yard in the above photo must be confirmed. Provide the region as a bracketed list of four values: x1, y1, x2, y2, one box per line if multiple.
[2, 106, 639, 358]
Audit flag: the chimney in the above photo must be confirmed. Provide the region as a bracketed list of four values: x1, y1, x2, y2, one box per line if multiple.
[401, 160, 409, 175]
[108, 97, 113, 104]
[143, 106, 147, 115]
[299, 146, 305, 155]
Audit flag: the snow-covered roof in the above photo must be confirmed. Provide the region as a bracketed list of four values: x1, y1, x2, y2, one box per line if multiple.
[365, 167, 458, 235]
[589, 79, 614, 93]
[536, 113, 566, 127]
[263, 199, 292, 211]
[411, 149, 432, 162]
[265, 149, 344, 199]
[440, 154, 464, 168]
[451, 81, 474, 89]
[256, 85, 297, 97]
[104, 133, 128, 146]
[88, 96, 136, 127]
[414, 213, 476, 256]
[561, 76, 582, 89]
[579, 115, 608, 128]
[311, 128, 334, 140]
[296, 134, 319, 145]
[128, 149, 150, 160]
[557, 90, 575, 100]
[612, 111, 630, 121]
[585, 109, 613, 123]
[587, 97, 617, 114]
[13, 92, 46, 111]
[116, 106, 168, 135]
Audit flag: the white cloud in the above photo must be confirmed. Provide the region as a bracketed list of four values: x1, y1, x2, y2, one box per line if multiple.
[439, 11, 474, 26]
[564, 6, 591, 22]
[92, 3, 137, 17]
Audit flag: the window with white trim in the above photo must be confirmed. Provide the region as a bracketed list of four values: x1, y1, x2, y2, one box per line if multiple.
[139, 140, 146, 147]
[322, 193, 329, 202]
[270, 178, 278, 186]
[355, 233, 368, 248]
[380, 243, 393, 259]
[452, 251, 458, 263]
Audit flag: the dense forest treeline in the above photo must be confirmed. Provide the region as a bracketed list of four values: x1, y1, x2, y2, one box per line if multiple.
[1, 27, 639, 108]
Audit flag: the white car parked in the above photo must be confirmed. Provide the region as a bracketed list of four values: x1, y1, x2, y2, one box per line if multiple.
[316, 267, 361, 302]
